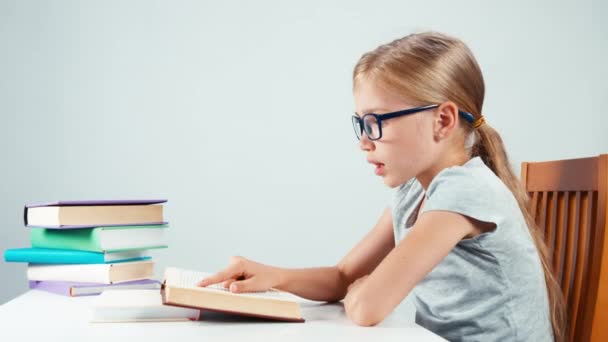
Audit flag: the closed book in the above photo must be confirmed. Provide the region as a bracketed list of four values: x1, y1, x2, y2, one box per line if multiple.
[29, 279, 161, 297]
[24, 199, 167, 229]
[30, 225, 168, 252]
[92, 289, 201, 322]
[162, 267, 304, 323]
[27, 260, 154, 284]
[4, 247, 150, 264]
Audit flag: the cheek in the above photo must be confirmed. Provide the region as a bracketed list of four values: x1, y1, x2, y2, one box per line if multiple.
[381, 127, 435, 179]
[382, 125, 431, 161]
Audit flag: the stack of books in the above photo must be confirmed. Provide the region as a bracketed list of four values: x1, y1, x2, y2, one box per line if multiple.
[4, 199, 168, 297]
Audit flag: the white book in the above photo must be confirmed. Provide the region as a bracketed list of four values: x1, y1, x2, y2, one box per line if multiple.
[26, 204, 164, 227]
[91, 289, 201, 322]
[27, 260, 154, 284]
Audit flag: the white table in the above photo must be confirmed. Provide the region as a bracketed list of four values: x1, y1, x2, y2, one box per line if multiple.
[0, 290, 445, 341]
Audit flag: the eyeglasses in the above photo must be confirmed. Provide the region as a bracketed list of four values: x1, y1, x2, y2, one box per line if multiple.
[351, 104, 475, 141]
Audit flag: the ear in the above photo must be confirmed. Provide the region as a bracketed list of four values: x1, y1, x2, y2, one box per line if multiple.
[432, 101, 460, 141]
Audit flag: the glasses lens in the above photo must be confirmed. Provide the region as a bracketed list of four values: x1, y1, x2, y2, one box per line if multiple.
[352, 116, 362, 140]
[363, 115, 380, 140]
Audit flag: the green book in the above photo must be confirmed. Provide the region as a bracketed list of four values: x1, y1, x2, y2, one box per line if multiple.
[30, 225, 168, 253]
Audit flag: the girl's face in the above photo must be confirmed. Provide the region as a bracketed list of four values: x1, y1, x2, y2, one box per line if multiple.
[353, 80, 439, 188]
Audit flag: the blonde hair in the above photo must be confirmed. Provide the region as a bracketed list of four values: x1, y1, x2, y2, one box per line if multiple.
[353, 32, 565, 342]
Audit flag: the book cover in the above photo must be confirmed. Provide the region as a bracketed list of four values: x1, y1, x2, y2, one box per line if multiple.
[4, 247, 151, 264]
[29, 279, 160, 297]
[26, 199, 167, 208]
[24, 199, 168, 229]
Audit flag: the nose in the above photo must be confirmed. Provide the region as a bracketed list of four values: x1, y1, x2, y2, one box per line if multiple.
[359, 134, 375, 152]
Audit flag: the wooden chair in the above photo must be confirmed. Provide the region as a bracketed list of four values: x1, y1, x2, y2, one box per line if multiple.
[521, 154, 608, 342]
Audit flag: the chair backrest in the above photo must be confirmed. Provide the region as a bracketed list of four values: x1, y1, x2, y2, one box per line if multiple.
[521, 154, 608, 342]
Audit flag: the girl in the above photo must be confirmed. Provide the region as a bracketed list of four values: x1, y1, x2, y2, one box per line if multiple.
[198, 32, 565, 341]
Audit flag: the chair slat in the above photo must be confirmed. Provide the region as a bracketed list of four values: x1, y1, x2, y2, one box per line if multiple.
[531, 191, 539, 222]
[577, 191, 598, 342]
[575, 192, 594, 340]
[540, 191, 548, 240]
[547, 191, 558, 263]
[569, 191, 583, 342]
[554, 191, 566, 284]
[562, 191, 574, 294]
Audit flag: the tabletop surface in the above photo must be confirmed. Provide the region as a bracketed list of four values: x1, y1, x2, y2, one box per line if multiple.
[0, 289, 445, 341]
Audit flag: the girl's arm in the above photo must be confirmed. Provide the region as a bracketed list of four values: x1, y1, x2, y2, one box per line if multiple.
[198, 207, 395, 302]
[343, 210, 479, 326]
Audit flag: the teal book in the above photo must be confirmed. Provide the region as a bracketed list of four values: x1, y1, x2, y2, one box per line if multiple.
[30, 225, 168, 253]
[4, 248, 151, 264]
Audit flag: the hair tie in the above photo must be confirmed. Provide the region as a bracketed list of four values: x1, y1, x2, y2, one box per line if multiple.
[472, 115, 485, 129]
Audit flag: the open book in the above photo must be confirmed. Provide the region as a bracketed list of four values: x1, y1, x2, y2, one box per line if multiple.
[161, 267, 304, 322]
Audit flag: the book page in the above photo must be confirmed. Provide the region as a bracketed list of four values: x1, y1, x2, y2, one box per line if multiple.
[164, 267, 299, 301]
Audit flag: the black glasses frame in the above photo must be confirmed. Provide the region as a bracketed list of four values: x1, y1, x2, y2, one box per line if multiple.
[351, 104, 475, 141]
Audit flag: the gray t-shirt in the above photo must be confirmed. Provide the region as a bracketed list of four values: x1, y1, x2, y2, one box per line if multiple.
[391, 157, 553, 341]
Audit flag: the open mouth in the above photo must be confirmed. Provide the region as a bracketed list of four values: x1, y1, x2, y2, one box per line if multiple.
[373, 163, 385, 176]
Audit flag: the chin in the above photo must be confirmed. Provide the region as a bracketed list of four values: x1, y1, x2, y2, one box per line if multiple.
[382, 176, 402, 188]
[382, 171, 415, 188]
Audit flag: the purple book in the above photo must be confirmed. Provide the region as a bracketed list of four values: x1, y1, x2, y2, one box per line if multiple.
[24, 199, 168, 229]
[29, 279, 161, 297]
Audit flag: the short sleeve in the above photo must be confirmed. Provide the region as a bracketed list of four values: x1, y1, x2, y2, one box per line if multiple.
[420, 160, 512, 226]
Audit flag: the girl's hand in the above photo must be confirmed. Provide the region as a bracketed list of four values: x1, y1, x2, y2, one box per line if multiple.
[196, 256, 281, 293]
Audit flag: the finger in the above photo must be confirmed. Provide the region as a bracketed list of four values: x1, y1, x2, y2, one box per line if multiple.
[197, 265, 242, 287]
[222, 279, 237, 289]
[229, 277, 267, 294]
[198, 269, 239, 287]
[222, 272, 248, 288]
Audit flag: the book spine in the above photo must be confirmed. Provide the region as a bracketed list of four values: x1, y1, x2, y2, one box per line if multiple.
[28, 281, 72, 296]
[56, 205, 163, 226]
[5, 248, 152, 264]
[30, 227, 102, 252]
[27, 264, 111, 283]
[5, 248, 104, 264]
